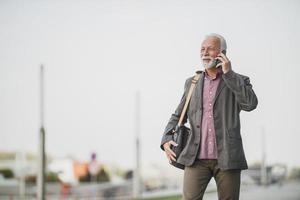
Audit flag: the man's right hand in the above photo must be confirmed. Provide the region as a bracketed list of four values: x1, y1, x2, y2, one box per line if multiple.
[163, 140, 178, 164]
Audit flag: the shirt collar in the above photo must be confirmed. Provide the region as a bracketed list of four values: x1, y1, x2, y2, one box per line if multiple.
[204, 67, 223, 80]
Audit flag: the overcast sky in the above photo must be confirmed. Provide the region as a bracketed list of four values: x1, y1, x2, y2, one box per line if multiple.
[1, 0, 299, 170]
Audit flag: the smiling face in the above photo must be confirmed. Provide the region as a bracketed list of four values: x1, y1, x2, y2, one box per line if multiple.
[200, 36, 221, 69]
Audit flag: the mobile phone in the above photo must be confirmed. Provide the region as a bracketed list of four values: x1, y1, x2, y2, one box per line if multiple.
[215, 50, 226, 67]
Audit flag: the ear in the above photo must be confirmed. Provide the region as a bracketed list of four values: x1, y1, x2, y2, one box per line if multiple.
[222, 50, 226, 55]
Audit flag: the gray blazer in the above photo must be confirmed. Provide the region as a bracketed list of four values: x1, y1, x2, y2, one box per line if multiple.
[160, 70, 258, 170]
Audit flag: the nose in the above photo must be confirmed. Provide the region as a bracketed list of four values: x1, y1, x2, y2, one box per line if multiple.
[202, 49, 208, 57]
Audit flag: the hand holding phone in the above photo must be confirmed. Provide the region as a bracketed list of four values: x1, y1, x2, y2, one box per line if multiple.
[215, 50, 226, 68]
[215, 50, 232, 73]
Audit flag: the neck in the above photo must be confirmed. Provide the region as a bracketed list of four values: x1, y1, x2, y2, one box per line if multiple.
[205, 67, 219, 78]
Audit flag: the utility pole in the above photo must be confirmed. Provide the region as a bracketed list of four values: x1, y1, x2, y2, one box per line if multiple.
[37, 65, 46, 200]
[133, 91, 141, 199]
[261, 126, 267, 185]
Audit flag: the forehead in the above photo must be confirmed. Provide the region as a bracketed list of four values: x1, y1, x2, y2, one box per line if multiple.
[201, 37, 220, 47]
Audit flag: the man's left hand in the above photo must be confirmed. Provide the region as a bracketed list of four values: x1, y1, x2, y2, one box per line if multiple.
[216, 52, 232, 74]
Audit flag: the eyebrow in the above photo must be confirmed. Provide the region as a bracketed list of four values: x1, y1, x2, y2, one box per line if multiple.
[201, 46, 216, 49]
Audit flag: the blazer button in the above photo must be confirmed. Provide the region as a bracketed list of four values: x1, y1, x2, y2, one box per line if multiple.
[196, 125, 200, 128]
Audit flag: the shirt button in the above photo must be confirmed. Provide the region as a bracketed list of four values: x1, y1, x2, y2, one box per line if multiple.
[209, 103, 212, 106]
[209, 129, 211, 132]
[209, 115, 212, 118]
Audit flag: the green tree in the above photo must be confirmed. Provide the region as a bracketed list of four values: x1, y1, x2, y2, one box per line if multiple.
[96, 168, 110, 182]
[79, 171, 91, 182]
[0, 169, 14, 178]
[46, 172, 60, 182]
[289, 167, 300, 180]
[79, 167, 110, 183]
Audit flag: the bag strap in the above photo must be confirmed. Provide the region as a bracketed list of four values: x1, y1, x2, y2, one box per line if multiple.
[177, 73, 201, 126]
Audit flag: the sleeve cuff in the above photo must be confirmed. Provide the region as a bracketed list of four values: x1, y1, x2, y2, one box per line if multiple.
[160, 134, 173, 151]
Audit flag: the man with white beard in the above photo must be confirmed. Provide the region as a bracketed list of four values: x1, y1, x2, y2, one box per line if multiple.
[160, 33, 258, 200]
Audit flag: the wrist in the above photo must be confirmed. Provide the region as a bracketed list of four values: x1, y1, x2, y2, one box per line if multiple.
[223, 67, 231, 74]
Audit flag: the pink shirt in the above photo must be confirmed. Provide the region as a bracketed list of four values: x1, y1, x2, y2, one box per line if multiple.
[198, 69, 222, 159]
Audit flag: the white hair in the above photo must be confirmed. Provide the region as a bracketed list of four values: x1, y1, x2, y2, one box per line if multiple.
[204, 33, 227, 52]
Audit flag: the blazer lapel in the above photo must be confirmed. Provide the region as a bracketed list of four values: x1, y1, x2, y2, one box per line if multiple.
[193, 72, 205, 110]
[213, 78, 226, 107]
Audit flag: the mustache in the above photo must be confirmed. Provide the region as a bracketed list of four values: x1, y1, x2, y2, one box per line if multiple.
[201, 56, 214, 60]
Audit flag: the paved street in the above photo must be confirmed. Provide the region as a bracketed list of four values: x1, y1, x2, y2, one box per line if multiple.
[203, 181, 300, 200]
[1, 181, 299, 199]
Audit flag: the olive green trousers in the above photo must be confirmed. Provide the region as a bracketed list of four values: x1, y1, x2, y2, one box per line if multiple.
[183, 159, 241, 200]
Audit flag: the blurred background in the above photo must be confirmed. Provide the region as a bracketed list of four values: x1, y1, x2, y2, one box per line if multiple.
[1, 0, 300, 199]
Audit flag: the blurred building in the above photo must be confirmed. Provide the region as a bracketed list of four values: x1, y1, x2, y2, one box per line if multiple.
[0, 151, 38, 178]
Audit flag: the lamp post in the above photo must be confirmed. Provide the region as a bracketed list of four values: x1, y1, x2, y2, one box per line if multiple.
[133, 91, 141, 199]
[37, 65, 46, 200]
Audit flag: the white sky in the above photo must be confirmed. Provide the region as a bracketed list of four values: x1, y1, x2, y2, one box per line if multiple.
[0, 0, 300, 170]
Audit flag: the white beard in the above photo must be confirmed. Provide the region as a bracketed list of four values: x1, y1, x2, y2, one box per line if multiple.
[202, 58, 217, 69]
